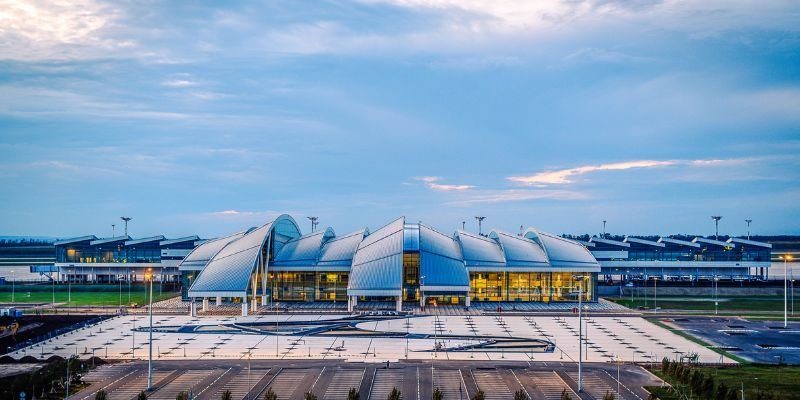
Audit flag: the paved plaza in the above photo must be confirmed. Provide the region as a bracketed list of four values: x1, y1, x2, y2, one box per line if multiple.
[9, 314, 725, 364]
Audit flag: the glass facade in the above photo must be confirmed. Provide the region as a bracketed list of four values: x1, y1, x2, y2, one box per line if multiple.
[403, 252, 420, 300]
[268, 271, 350, 301]
[469, 271, 595, 302]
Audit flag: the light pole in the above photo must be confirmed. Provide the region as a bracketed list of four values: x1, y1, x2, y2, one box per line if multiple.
[112, 224, 116, 237]
[574, 275, 586, 393]
[602, 220, 607, 238]
[711, 216, 722, 241]
[475, 216, 486, 235]
[745, 219, 752, 240]
[714, 275, 719, 315]
[420, 275, 426, 312]
[307, 216, 318, 233]
[120, 217, 132, 236]
[146, 268, 154, 390]
[10, 270, 14, 303]
[653, 277, 658, 313]
[784, 255, 792, 328]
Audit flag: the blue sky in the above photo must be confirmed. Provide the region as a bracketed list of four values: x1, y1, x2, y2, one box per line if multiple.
[1, 0, 799, 239]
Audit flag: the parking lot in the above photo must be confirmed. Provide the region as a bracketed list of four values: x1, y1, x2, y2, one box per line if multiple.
[664, 317, 800, 364]
[73, 359, 664, 400]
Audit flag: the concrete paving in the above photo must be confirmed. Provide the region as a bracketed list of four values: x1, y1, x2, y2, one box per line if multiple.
[8, 314, 726, 364]
[66, 360, 667, 400]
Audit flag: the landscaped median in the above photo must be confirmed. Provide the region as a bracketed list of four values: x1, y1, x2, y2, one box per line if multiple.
[646, 359, 800, 400]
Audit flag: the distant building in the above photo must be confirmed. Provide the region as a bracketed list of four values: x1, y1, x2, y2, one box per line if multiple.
[54, 235, 202, 283]
[579, 235, 774, 282]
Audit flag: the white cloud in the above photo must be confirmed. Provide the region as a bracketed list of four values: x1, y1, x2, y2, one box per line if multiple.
[0, 0, 131, 61]
[508, 158, 764, 186]
[415, 176, 475, 191]
[162, 79, 198, 88]
[509, 160, 673, 185]
[445, 189, 588, 205]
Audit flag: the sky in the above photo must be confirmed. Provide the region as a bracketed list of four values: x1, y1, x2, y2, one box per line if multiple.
[0, 0, 799, 239]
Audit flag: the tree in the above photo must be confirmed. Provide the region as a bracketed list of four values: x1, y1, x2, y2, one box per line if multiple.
[264, 388, 278, 400]
[176, 391, 188, 400]
[221, 390, 232, 400]
[472, 390, 485, 400]
[662, 357, 670, 373]
[95, 390, 107, 400]
[303, 392, 318, 400]
[514, 389, 528, 400]
[716, 383, 730, 400]
[603, 391, 615, 400]
[388, 387, 402, 400]
[726, 388, 738, 400]
[560, 388, 572, 400]
[137, 391, 147, 400]
[347, 387, 360, 400]
[701, 375, 715, 399]
[432, 387, 443, 400]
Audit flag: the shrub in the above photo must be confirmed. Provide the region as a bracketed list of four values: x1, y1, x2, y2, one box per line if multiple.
[388, 387, 402, 400]
[221, 389, 232, 400]
[95, 390, 107, 400]
[561, 388, 572, 400]
[472, 390, 485, 400]
[514, 389, 529, 400]
[264, 388, 278, 400]
[347, 387, 359, 400]
[303, 392, 317, 400]
[432, 387, 443, 400]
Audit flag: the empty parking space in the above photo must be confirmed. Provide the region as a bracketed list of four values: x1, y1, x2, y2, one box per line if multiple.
[212, 369, 270, 400]
[323, 368, 365, 400]
[471, 369, 512, 400]
[527, 371, 577, 400]
[106, 370, 175, 400]
[149, 370, 216, 400]
[265, 368, 309, 400]
[432, 368, 467, 400]
[369, 368, 405, 400]
[568, 371, 626, 400]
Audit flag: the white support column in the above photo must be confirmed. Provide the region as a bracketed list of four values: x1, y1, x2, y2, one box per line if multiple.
[396, 296, 402, 312]
[189, 300, 196, 317]
[465, 295, 470, 307]
[251, 296, 258, 312]
[202, 297, 209, 312]
[241, 302, 249, 317]
[420, 295, 425, 308]
[216, 296, 221, 306]
[347, 296, 353, 312]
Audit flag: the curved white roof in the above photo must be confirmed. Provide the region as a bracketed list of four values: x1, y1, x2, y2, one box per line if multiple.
[455, 230, 506, 268]
[178, 231, 247, 270]
[317, 229, 368, 267]
[489, 230, 549, 268]
[419, 224, 469, 291]
[189, 215, 300, 297]
[272, 228, 335, 267]
[348, 217, 404, 296]
[524, 228, 600, 270]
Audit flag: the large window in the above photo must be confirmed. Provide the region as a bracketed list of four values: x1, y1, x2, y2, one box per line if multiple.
[470, 271, 595, 302]
[316, 272, 348, 301]
[403, 252, 420, 300]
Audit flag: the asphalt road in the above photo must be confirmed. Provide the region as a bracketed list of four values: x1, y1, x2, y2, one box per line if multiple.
[71, 359, 663, 400]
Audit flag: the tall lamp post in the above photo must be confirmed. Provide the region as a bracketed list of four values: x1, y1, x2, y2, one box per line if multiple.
[10, 270, 14, 303]
[711, 216, 722, 241]
[146, 268, 154, 390]
[783, 255, 792, 328]
[745, 219, 752, 240]
[574, 275, 587, 392]
[475, 216, 486, 235]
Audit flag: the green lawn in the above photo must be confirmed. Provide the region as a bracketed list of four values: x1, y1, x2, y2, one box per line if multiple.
[0, 284, 179, 306]
[606, 296, 789, 312]
[647, 365, 800, 400]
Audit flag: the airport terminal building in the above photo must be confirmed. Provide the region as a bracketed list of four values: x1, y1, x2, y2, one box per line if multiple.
[183, 215, 601, 313]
